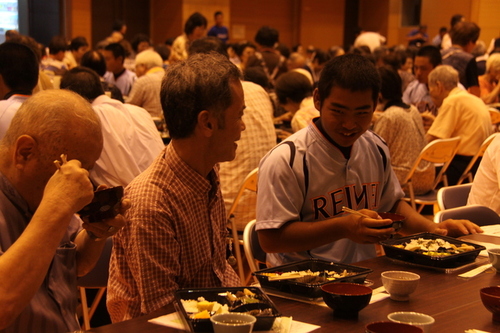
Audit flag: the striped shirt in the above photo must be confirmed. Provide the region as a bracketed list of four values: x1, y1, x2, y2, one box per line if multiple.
[0, 173, 81, 333]
[107, 144, 240, 322]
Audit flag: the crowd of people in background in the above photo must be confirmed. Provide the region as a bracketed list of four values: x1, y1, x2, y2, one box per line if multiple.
[2, 8, 500, 332]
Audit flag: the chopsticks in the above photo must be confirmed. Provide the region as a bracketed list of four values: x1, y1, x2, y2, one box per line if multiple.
[342, 206, 371, 219]
[267, 273, 303, 281]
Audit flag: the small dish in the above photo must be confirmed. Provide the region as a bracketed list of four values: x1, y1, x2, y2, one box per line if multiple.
[381, 271, 420, 301]
[365, 321, 423, 333]
[480, 286, 500, 322]
[388, 311, 435, 333]
[210, 313, 256, 333]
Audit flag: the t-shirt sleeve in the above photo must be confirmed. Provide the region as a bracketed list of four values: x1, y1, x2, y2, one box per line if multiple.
[256, 143, 305, 230]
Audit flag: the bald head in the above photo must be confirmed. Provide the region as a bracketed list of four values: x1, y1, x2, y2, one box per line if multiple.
[0, 90, 103, 209]
[2, 90, 102, 153]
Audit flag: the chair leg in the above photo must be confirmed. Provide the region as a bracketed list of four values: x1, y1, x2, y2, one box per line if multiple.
[230, 228, 245, 284]
[79, 287, 91, 330]
[89, 287, 107, 319]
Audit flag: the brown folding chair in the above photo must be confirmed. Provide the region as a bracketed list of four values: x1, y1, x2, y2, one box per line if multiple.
[489, 108, 500, 132]
[456, 133, 498, 185]
[402, 137, 461, 213]
[227, 168, 258, 283]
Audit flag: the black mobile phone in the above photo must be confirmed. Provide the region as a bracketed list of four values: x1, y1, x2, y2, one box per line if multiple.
[77, 186, 124, 223]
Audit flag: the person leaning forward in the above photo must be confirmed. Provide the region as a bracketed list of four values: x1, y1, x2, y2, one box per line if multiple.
[0, 89, 129, 333]
[107, 51, 244, 322]
[256, 54, 482, 267]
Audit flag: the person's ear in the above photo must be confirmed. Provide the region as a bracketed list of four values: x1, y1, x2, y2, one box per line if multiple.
[197, 110, 214, 137]
[313, 88, 321, 111]
[14, 135, 37, 169]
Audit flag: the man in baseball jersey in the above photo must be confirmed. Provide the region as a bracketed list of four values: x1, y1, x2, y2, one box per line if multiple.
[256, 54, 482, 267]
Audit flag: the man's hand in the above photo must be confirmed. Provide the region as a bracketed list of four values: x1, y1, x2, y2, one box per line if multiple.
[345, 209, 395, 244]
[433, 219, 483, 237]
[42, 159, 94, 215]
[81, 185, 131, 240]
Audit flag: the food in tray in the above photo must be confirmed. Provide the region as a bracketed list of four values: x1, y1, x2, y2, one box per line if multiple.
[180, 288, 272, 319]
[392, 237, 476, 257]
[260, 268, 354, 282]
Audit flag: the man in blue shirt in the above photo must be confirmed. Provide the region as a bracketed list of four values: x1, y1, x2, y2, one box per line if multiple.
[208, 11, 229, 43]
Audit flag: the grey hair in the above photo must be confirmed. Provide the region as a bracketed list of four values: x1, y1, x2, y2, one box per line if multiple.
[1, 90, 102, 154]
[135, 49, 163, 70]
[428, 65, 459, 91]
[160, 51, 242, 139]
[486, 53, 500, 74]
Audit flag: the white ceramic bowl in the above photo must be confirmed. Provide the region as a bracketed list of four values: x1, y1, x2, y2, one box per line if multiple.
[381, 270, 420, 301]
[210, 313, 256, 333]
[488, 248, 500, 273]
[388, 311, 435, 333]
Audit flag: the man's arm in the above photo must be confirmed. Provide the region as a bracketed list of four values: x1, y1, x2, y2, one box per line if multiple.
[258, 210, 395, 253]
[393, 199, 482, 237]
[0, 160, 93, 329]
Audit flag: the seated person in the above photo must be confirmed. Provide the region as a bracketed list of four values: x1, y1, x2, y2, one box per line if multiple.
[426, 65, 492, 185]
[107, 52, 243, 322]
[0, 89, 127, 333]
[256, 54, 482, 267]
[479, 53, 500, 104]
[274, 71, 317, 139]
[468, 134, 500, 214]
[373, 66, 434, 195]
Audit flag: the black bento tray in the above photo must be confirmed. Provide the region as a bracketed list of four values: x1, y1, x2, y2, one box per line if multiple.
[381, 232, 486, 268]
[174, 286, 281, 332]
[254, 259, 373, 300]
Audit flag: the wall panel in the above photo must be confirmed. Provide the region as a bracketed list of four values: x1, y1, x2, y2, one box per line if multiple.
[300, 0, 344, 50]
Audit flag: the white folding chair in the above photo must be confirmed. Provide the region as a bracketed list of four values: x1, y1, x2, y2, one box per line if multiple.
[227, 168, 258, 283]
[434, 205, 500, 226]
[402, 137, 461, 213]
[437, 183, 473, 211]
[243, 220, 267, 283]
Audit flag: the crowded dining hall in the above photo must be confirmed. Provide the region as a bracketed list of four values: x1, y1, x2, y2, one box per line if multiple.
[3, 0, 500, 332]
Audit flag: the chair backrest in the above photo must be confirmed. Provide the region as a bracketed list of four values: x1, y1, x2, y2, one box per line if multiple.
[226, 168, 258, 219]
[243, 220, 266, 274]
[456, 133, 498, 185]
[77, 237, 113, 288]
[437, 183, 472, 211]
[403, 136, 461, 189]
[434, 205, 500, 226]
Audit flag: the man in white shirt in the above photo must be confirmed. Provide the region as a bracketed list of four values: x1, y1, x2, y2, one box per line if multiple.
[61, 67, 164, 187]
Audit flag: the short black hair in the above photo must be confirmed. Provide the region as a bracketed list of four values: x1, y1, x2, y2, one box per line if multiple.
[312, 49, 330, 65]
[81, 50, 107, 76]
[60, 66, 105, 102]
[184, 12, 207, 35]
[275, 71, 313, 104]
[69, 36, 88, 51]
[255, 26, 279, 47]
[416, 45, 442, 68]
[188, 36, 228, 58]
[131, 34, 151, 53]
[317, 53, 380, 106]
[439, 26, 448, 34]
[48, 36, 67, 54]
[234, 42, 256, 57]
[104, 43, 126, 62]
[378, 66, 402, 102]
[161, 52, 241, 139]
[243, 67, 269, 90]
[450, 14, 464, 28]
[214, 11, 222, 17]
[112, 20, 125, 32]
[450, 21, 481, 47]
[0, 42, 39, 92]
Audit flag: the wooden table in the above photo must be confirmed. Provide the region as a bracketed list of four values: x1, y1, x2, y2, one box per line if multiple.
[89, 251, 500, 333]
